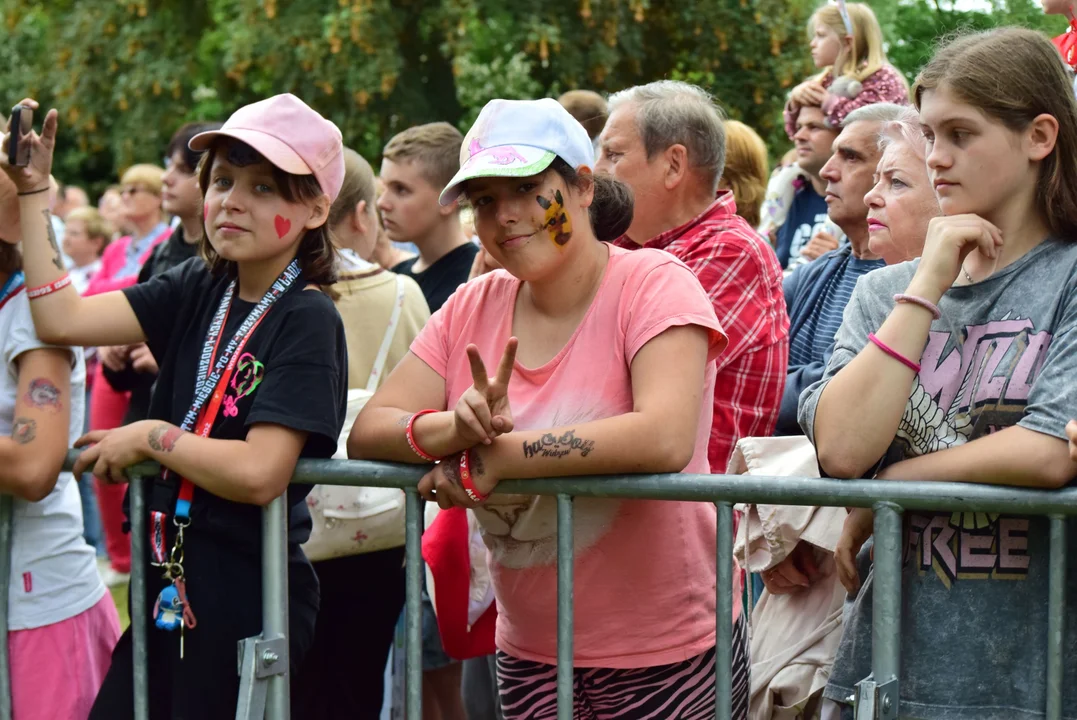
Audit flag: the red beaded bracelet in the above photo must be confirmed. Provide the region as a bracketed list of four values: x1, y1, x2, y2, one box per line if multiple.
[27, 274, 72, 300]
[405, 410, 441, 462]
[459, 449, 487, 503]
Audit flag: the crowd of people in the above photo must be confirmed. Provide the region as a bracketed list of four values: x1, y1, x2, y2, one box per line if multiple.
[2, 1, 1077, 719]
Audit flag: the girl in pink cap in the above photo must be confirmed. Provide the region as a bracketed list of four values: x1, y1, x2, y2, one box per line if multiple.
[2, 94, 348, 717]
[353, 98, 747, 719]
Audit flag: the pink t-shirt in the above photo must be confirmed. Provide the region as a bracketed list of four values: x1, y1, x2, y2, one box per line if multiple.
[411, 244, 743, 668]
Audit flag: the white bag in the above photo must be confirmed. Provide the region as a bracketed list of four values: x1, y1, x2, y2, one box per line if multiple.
[301, 277, 408, 562]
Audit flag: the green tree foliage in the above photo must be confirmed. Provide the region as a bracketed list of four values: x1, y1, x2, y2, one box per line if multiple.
[0, 0, 1068, 196]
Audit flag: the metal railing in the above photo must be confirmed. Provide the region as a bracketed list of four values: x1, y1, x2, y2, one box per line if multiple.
[0, 454, 1073, 720]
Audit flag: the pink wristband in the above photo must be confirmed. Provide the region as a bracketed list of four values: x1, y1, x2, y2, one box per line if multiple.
[405, 410, 441, 462]
[867, 333, 921, 373]
[459, 449, 487, 503]
[893, 294, 941, 320]
[27, 275, 71, 299]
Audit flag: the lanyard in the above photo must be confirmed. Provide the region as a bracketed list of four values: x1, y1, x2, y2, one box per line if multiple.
[150, 260, 301, 567]
[0, 273, 25, 312]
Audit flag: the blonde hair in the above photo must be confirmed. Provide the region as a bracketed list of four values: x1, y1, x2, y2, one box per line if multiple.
[328, 149, 377, 229]
[119, 164, 165, 195]
[65, 207, 113, 255]
[810, 3, 888, 83]
[722, 121, 769, 228]
[914, 27, 1077, 241]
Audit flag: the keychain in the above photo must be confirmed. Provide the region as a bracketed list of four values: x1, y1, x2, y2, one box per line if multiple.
[152, 524, 198, 659]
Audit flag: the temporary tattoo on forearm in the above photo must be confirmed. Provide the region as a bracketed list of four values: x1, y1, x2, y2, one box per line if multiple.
[444, 455, 464, 488]
[536, 190, 573, 247]
[472, 449, 486, 478]
[42, 210, 64, 270]
[148, 424, 183, 453]
[396, 414, 412, 428]
[522, 430, 594, 459]
[24, 379, 62, 412]
[11, 417, 36, 444]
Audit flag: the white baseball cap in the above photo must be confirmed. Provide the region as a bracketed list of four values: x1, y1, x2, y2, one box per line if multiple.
[439, 98, 595, 206]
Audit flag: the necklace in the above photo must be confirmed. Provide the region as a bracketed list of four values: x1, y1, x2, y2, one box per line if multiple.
[961, 265, 974, 284]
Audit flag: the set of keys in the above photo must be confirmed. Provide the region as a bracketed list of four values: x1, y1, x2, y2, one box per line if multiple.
[151, 525, 198, 658]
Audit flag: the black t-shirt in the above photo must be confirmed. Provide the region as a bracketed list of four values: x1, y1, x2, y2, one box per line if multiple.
[122, 257, 347, 552]
[392, 241, 478, 312]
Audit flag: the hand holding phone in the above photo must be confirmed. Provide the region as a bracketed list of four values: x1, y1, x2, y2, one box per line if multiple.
[7, 105, 32, 168]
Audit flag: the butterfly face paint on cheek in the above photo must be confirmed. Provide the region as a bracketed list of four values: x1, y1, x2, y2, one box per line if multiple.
[535, 190, 573, 247]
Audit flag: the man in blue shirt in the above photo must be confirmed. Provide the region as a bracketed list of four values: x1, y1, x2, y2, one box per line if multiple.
[777, 103, 908, 434]
[774, 106, 839, 269]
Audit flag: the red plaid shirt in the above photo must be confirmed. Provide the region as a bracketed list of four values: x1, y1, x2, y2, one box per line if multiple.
[615, 192, 789, 471]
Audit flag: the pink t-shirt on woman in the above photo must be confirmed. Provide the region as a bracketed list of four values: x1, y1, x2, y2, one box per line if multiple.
[411, 244, 742, 669]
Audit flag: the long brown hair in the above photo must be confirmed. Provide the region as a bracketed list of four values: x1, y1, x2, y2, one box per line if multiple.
[196, 138, 338, 285]
[913, 28, 1077, 240]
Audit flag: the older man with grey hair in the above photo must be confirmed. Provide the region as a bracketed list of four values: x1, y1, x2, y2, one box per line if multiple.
[597, 80, 787, 720]
[598, 80, 789, 470]
[777, 102, 909, 436]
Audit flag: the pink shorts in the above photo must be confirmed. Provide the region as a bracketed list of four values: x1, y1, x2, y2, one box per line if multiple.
[10, 594, 122, 720]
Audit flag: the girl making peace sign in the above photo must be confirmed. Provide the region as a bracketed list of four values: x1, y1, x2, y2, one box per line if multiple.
[352, 99, 748, 719]
[3, 95, 347, 718]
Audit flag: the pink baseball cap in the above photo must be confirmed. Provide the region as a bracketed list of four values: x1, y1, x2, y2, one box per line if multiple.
[189, 93, 345, 202]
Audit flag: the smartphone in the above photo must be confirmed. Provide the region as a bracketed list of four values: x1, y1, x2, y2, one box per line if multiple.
[7, 105, 32, 167]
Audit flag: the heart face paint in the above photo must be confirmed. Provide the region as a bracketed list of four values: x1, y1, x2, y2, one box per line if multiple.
[273, 215, 292, 239]
[535, 190, 573, 247]
[203, 203, 209, 222]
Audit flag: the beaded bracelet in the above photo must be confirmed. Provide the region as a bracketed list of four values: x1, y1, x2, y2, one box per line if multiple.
[405, 409, 441, 462]
[893, 293, 941, 320]
[459, 449, 487, 504]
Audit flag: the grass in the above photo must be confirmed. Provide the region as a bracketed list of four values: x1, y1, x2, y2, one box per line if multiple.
[110, 582, 130, 631]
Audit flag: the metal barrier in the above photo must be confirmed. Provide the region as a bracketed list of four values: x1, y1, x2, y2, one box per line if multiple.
[0, 455, 1073, 720]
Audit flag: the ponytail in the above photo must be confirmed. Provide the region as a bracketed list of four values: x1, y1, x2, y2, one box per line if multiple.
[550, 158, 634, 242]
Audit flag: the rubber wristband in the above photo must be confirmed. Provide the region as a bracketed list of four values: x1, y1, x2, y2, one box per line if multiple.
[405, 409, 441, 462]
[16, 187, 48, 197]
[893, 293, 941, 320]
[27, 274, 72, 299]
[867, 333, 921, 373]
[459, 449, 487, 503]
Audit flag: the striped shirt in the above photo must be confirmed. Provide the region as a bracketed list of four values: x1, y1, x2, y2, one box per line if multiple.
[788, 254, 885, 368]
[615, 192, 789, 471]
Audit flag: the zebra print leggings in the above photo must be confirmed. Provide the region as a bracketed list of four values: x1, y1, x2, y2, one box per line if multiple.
[496, 612, 750, 720]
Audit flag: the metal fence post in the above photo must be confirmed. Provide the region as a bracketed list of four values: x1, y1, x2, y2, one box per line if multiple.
[557, 494, 575, 720]
[866, 502, 903, 720]
[404, 490, 423, 720]
[715, 501, 733, 720]
[262, 494, 291, 720]
[1046, 515, 1066, 720]
[129, 476, 150, 720]
[0, 495, 13, 720]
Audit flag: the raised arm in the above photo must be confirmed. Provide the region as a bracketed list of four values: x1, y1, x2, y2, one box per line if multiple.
[2, 101, 145, 348]
[0, 348, 75, 502]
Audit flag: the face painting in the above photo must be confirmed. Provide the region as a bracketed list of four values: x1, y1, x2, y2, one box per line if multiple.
[536, 190, 573, 247]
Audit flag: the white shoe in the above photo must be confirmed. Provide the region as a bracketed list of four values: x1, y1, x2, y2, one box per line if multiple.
[99, 566, 131, 587]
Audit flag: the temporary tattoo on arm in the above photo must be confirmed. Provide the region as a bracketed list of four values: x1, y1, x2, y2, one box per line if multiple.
[522, 430, 595, 460]
[444, 454, 464, 489]
[396, 414, 412, 428]
[472, 449, 486, 478]
[11, 418, 36, 445]
[24, 379, 62, 413]
[535, 190, 573, 246]
[42, 210, 64, 270]
[148, 424, 183, 453]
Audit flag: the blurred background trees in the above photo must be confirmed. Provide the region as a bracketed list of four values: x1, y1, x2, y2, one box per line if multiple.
[0, 0, 1064, 195]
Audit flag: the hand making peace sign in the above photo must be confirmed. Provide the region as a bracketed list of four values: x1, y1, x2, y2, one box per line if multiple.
[453, 337, 518, 446]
